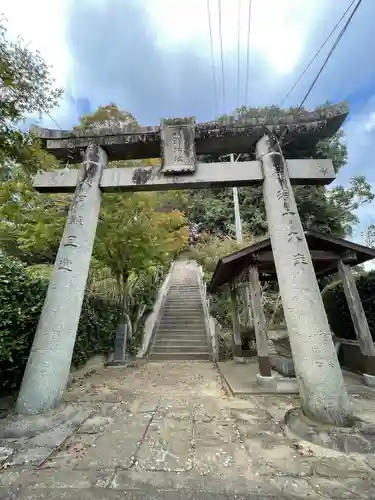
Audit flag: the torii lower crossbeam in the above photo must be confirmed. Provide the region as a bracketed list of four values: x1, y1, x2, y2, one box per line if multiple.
[33, 159, 334, 193]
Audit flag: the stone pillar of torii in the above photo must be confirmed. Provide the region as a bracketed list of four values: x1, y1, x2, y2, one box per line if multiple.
[17, 105, 353, 426]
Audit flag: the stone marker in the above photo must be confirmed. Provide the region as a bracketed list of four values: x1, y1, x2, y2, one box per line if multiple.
[256, 134, 352, 426]
[107, 322, 134, 367]
[16, 145, 107, 415]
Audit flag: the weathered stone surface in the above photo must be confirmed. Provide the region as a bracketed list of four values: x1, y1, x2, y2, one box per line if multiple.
[110, 469, 281, 495]
[13, 469, 113, 489]
[0, 470, 20, 487]
[3, 361, 375, 499]
[8, 447, 54, 466]
[132, 399, 159, 414]
[272, 477, 318, 498]
[286, 407, 375, 453]
[76, 413, 152, 469]
[79, 416, 113, 434]
[136, 416, 193, 472]
[0, 446, 13, 463]
[193, 419, 249, 475]
[16, 145, 108, 415]
[245, 436, 313, 477]
[0, 405, 80, 439]
[257, 134, 352, 426]
[309, 477, 374, 500]
[270, 356, 295, 377]
[32, 102, 348, 164]
[313, 456, 374, 479]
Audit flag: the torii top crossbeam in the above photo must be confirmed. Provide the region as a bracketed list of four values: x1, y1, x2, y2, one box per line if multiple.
[32, 102, 348, 164]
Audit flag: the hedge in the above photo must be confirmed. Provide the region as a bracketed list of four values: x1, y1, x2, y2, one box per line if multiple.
[0, 254, 119, 394]
[322, 270, 375, 341]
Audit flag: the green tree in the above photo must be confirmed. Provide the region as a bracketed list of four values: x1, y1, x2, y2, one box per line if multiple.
[182, 105, 373, 238]
[0, 17, 62, 174]
[364, 224, 375, 248]
[0, 103, 189, 347]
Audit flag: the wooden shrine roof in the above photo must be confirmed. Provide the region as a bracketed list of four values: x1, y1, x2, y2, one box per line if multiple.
[31, 103, 348, 163]
[208, 230, 375, 294]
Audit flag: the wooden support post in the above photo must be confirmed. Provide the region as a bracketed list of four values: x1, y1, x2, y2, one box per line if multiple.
[248, 265, 272, 377]
[229, 286, 243, 360]
[338, 260, 375, 380]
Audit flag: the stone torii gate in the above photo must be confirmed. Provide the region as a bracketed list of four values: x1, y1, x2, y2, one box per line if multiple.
[17, 104, 353, 427]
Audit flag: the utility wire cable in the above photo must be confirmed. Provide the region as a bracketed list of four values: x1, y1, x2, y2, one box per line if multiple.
[218, 0, 226, 113]
[244, 0, 252, 108]
[295, 0, 362, 115]
[237, 0, 241, 111]
[276, 0, 363, 147]
[279, 0, 357, 108]
[207, 0, 219, 118]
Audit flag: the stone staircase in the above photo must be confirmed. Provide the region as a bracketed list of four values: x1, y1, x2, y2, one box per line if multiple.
[149, 261, 210, 360]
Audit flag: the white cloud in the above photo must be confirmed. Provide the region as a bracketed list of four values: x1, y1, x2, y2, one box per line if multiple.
[145, 0, 324, 75]
[2, 0, 72, 87]
[364, 112, 375, 132]
[2, 0, 374, 238]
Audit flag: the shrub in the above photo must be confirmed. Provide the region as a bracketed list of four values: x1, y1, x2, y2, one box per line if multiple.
[0, 254, 118, 394]
[322, 270, 375, 341]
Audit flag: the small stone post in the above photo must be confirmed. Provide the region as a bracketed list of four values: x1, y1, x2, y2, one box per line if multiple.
[256, 135, 352, 426]
[16, 144, 107, 415]
[107, 322, 134, 367]
[229, 286, 243, 361]
[248, 265, 272, 377]
[338, 260, 375, 385]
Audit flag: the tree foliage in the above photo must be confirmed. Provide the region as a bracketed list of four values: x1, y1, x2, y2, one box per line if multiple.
[0, 102, 189, 346]
[0, 17, 62, 174]
[181, 105, 373, 238]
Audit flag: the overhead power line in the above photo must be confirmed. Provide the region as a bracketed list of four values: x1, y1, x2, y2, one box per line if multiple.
[275, 0, 363, 147]
[237, 0, 241, 111]
[280, 0, 357, 108]
[245, 0, 253, 107]
[295, 0, 363, 115]
[218, 0, 226, 113]
[207, 0, 219, 118]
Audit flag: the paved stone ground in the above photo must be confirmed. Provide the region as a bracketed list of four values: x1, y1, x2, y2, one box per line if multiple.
[1, 361, 375, 499]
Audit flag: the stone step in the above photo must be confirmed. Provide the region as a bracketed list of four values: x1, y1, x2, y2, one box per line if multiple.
[161, 312, 205, 318]
[166, 296, 202, 301]
[160, 315, 205, 320]
[159, 319, 205, 326]
[163, 304, 204, 309]
[149, 352, 210, 360]
[152, 345, 208, 353]
[155, 338, 207, 345]
[155, 332, 207, 339]
[164, 300, 203, 305]
[163, 301, 203, 312]
[157, 326, 206, 337]
[169, 286, 199, 289]
[157, 328, 206, 334]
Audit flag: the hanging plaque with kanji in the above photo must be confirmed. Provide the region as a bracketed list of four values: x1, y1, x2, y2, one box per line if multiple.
[160, 117, 196, 174]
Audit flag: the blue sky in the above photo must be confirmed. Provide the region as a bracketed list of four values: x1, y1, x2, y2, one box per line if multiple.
[2, 0, 375, 251]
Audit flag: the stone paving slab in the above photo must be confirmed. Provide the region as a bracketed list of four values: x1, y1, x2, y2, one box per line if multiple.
[2, 361, 375, 500]
[193, 418, 250, 475]
[0, 487, 328, 500]
[219, 360, 375, 397]
[0, 406, 94, 467]
[136, 416, 193, 472]
[75, 412, 153, 469]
